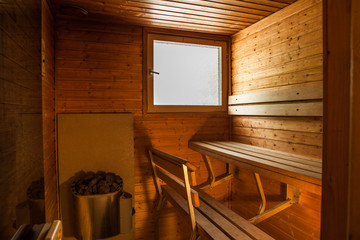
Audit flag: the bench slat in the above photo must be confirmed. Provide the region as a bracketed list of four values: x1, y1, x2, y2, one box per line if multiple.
[219, 141, 321, 167]
[152, 154, 187, 181]
[197, 200, 253, 239]
[228, 102, 323, 116]
[197, 190, 274, 240]
[190, 141, 321, 180]
[206, 141, 322, 172]
[162, 186, 232, 240]
[228, 85, 323, 105]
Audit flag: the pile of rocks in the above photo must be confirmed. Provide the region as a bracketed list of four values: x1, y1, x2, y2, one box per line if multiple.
[73, 171, 123, 195]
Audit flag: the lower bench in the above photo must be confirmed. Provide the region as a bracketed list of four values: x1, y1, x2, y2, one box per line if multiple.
[147, 147, 273, 240]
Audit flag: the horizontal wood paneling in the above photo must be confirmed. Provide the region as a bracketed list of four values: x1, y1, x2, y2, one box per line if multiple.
[55, 18, 230, 239]
[50, 0, 297, 35]
[0, 0, 43, 238]
[231, 0, 323, 239]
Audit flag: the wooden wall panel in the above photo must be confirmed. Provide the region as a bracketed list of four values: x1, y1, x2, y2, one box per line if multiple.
[54, 19, 230, 239]
[42, 0, 57, 222]
[321, 0, 351, 239]
[231, 0, 322, 239]
[0, 0, 43, 238]
[349, 1, 360, 238]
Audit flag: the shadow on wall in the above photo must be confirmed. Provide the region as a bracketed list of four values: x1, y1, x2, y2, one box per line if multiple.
[189, 116, 230, 142]
[0, 0, 43, 237]
[133, 123, 155, 240]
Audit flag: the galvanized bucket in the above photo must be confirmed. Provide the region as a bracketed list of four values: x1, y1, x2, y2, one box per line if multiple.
[71, 182, 122, 240]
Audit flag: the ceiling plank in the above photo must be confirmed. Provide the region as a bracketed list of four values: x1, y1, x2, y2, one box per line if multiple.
[52, 0, 297, 35]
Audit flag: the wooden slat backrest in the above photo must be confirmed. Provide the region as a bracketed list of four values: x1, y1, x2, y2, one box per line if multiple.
[147, 147, 200, 232]
[228, 85, 323, 116]
[155, 166, 200, 207]
[150, 148, 198, 185]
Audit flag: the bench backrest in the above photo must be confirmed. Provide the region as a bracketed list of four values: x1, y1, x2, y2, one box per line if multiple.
[147, 147, 199, 230]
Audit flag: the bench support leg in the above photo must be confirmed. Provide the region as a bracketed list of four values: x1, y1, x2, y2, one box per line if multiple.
[155, 195, 166, 240]
[249, 173, 299, 224]
[254, 173, 266, 215]
[198, 155, 233, 190]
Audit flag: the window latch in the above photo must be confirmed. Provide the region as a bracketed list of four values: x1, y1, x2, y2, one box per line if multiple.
[149, 69, 160, 76]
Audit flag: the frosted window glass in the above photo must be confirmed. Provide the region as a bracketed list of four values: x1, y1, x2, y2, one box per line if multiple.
[153, 40, 222, 106]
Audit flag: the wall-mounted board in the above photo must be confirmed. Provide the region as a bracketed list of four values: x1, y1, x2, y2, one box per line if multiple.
[228, 85, 323, 116]
[57, 113, 134, 240]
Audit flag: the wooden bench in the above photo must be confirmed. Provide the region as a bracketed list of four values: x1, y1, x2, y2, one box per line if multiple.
[188, 140, 322, 224]
[147, 147, 274, 240]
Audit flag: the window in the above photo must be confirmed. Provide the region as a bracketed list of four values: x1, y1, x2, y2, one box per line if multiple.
[145, 31, 229, 113]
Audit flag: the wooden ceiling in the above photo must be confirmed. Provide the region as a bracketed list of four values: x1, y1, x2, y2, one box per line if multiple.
[51, 0, 298, 35]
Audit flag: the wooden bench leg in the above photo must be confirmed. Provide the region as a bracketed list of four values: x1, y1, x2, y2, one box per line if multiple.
[155, 195, 166, 240]
[254, 172, 266, 215]
[197, 155, 233, 190]
[249, 173, 300, 224]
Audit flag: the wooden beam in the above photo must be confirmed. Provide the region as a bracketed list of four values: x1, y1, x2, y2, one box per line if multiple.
[349, 0, 360, 238]
[321, 0, 351, 239]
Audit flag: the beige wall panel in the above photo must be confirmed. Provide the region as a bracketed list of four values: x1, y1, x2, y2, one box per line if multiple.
[57, 113, 134, 239]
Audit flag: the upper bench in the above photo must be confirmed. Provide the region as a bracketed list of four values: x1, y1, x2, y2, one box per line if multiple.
[189, 140, 322, 194]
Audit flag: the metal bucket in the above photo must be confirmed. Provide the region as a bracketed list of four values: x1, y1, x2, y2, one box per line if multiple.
[72, 183, 122, 240]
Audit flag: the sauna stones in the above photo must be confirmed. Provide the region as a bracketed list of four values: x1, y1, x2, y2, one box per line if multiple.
[74, 171, 123, 195]
[27, 178, 45, 199]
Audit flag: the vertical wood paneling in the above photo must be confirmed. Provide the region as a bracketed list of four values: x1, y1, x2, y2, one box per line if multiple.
[349, 1, 360, 238]
[42, 0, 57, 222]
[54, 18, 230, 239]
[321, 0, 351, 239]
[231, 0, 323, 239]
[0, 0, 43, 238]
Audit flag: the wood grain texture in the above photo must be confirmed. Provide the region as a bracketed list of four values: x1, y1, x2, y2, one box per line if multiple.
[54, 18, 230, 239]
[229, 85, 323, 104]
[189, 141, 322, 194]
[321, 0, 351, 239]
[228, 101, 323, 116]
[50, 0, 296, 35]
[42, 0, 58, 222]
[0, 0, 43, 238]
[349, 1, 360, 238]
[231, 0, 323, 238]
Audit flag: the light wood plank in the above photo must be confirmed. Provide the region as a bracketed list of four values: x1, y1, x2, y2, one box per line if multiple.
[156, 167, 200, 207]
[228, 102, 323, 116]
[232, 0, 321, 39]
[198, 190, 274, 240]
[208, 141, 322, 168]
[162, 186, 231, 240]
[189, 141, 322, 187]
[229, 85, 323, 105]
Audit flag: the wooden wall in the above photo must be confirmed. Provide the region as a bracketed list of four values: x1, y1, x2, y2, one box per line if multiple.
[349, 1, 360, 238]
[0, 0, 43, 238]
[231, 0, 322, 239]
[321, 0, 351, 238]
[41, 0, 57, 222]
[54, 18, 230, 239]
